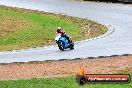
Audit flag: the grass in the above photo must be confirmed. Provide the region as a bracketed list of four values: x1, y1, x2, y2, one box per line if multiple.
[0, 68, 132, 88]
[0, 5, 107, 51]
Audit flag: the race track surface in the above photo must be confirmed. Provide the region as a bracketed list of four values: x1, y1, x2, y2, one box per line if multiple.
[0, 0, 132, 63]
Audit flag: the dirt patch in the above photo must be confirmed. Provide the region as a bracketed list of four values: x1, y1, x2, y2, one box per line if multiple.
[0, 14, 32, 37]
[0, 55, 132, 80]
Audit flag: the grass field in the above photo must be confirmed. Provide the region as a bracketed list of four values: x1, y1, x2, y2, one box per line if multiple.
[0, 67, 131, 88]
[0, 5, 107, 51]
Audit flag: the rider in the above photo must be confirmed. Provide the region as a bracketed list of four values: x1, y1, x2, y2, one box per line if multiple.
[56, 27, 71, 43]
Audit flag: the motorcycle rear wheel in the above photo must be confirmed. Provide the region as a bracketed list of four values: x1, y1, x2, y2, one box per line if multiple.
[70, 43, 74, 50]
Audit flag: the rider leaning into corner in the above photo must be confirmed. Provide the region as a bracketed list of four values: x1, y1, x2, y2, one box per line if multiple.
[56, 27, 71, 43]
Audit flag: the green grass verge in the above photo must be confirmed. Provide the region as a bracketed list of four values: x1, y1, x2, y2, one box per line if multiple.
[0, 68, 132, 88]
[0, 76, 131, 88]
[0, 5, 107, 51]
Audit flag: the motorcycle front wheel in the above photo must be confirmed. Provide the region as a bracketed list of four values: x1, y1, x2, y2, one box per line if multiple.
[58, 41, 65, 51]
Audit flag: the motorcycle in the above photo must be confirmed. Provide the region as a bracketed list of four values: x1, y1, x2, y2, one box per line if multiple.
[55, 34, 74, 51]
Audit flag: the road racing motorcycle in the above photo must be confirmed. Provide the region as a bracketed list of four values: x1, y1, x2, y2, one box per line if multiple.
[55, 34, 74, 51]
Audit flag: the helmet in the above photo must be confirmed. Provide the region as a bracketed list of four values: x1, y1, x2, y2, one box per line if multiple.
[57, 27, 61, 30]
[57, 27, 61, 33]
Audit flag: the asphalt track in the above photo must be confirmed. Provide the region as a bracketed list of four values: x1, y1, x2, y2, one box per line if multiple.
[0, 0, 132, 63]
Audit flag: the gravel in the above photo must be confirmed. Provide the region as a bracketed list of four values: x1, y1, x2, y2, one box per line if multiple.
[0, 55, 132, 80]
